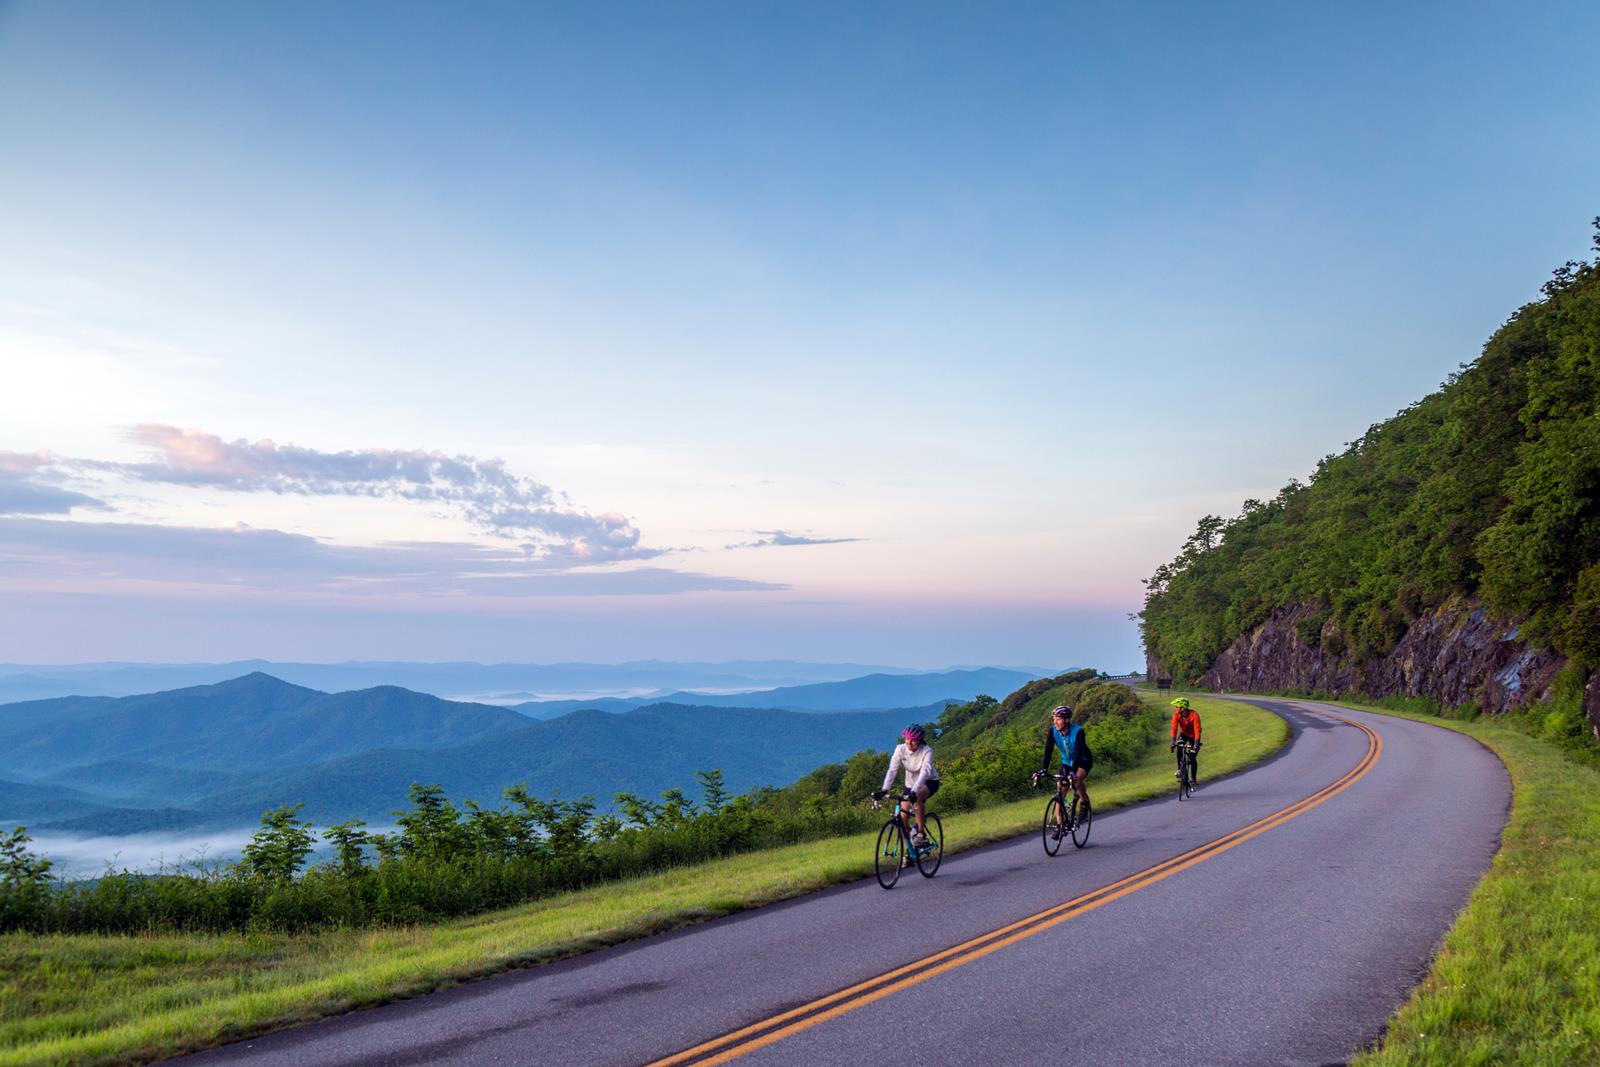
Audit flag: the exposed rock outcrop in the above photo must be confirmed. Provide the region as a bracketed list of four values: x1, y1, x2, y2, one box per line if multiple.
[1153, 599, 1600, 739]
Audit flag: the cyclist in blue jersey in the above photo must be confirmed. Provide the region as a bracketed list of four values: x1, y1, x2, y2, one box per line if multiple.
[1032, 704, 1093, 810]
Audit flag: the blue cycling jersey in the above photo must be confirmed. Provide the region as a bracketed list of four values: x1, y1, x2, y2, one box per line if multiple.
[1051, 722, 1085, 766]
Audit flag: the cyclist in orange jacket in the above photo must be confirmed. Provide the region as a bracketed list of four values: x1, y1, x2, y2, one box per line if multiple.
[1170, 697, 1202, 784]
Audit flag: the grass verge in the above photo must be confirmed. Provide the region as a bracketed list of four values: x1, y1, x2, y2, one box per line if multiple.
[1288, 699, 1600, 1066]
[2, 694, 1284, 1067]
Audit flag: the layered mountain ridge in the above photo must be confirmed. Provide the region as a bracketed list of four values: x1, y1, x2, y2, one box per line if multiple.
[0, 668, 1017, 833]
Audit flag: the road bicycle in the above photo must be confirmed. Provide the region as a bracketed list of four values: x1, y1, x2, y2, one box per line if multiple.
[868, 789, 943, 889]
[1174, 739, 1199, 800]
[1033, 770, 1091, 854]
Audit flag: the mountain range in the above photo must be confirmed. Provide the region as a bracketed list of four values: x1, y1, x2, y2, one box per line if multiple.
[0, 671, 990, 835]
[0, 659, 970, 704]
[509, 666, 1036, 718]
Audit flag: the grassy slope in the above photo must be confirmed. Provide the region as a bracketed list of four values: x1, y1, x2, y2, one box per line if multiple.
[2, 695, 1284, 1067]
[1309, 701, 1600, 1066]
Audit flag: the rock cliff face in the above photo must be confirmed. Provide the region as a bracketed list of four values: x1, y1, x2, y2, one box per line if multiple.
[1147, 599, 1600, 739]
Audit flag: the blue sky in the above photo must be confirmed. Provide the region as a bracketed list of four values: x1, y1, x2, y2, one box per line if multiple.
[1, 1, 1596, 669]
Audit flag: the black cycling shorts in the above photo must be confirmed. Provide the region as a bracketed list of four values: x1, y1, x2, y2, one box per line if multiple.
[1062, 757, 1091, 777]
[917, 778, 941, 799]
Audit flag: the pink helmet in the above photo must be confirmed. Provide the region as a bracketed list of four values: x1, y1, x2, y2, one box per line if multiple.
[901, 723, 926, 741]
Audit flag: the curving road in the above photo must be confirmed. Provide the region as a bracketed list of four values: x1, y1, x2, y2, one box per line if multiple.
[182, 700, 1509, 1067]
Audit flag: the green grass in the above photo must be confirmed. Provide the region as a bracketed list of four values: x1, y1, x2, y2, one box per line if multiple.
[1288, 699, 1600, 1066]
[2, 695, 1284, 1066]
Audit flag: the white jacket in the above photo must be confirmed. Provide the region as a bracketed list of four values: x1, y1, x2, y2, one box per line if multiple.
[882, 742, 939, 793]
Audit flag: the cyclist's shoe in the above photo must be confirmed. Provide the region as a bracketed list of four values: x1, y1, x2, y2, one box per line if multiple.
[910, 830, 928, 849]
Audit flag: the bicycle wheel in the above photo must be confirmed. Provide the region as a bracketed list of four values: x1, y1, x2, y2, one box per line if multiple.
[875, 818, 905, 889]
[916, 813, 943, 878]
[1041, 794, 1066, 856]
[1071, 797, 1091, 848]
[1177, 753, 1189, 801]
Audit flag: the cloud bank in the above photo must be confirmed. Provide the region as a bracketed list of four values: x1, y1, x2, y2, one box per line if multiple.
[103, 425, 656, 563]
[0, 450, 105, 515]
[10, 427, 662, 564]
[0, 517, 783, 598]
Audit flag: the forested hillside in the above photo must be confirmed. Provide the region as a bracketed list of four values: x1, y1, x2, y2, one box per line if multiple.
[1141, 221, 1600, 738]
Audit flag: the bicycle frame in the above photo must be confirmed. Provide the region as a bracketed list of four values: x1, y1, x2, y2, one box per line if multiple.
[1175, 740, 1198, 798]
[870, 791, 942, 887]
[1034, 770, 1091, 852]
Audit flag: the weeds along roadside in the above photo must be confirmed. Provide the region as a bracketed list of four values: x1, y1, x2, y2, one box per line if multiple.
[0, 695, 1286, 1067]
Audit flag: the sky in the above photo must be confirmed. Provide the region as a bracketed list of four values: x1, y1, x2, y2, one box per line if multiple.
[1, 1, 1597, 670]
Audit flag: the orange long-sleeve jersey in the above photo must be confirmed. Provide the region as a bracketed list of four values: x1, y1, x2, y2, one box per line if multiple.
[1170, 709, 1202, 742]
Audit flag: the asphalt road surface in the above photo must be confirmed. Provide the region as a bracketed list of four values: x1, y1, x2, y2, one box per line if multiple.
[182, 699, 1509, 1067]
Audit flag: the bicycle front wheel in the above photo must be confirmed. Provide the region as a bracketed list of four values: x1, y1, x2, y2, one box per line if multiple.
[1041, 795, 1065, 856]
[875, 819, 905, 889]
[1071, 798, 1091, 848]
[916, 813, 943, 878]
[1177, 754, 1190, 801]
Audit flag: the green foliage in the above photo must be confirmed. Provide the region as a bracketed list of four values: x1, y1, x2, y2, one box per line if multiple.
[239, 805, 315, 883]
[1, 826, 55, 930]
[0, 826, 52, 890]
[1295, 608, 1329, 647]
[393, 784, 472, 863]
[1142, 221, 1600, 681]
[319, 820, 372, 879]
[696, 769, 729, 814]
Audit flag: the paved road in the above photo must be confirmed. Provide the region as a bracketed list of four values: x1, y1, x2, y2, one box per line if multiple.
[183, 700, 1508, 1067]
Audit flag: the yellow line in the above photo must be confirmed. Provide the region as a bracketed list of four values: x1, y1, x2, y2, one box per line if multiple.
[646, 707, 1381, 1067]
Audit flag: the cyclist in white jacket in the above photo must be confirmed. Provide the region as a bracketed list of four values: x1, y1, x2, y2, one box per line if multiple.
[873, 723, 941, 847]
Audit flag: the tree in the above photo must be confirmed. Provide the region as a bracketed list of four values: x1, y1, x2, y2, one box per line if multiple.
[0, 826, 52, 891]
[241, 804, 315, 882]
[321, 819, 372, 878]
[696, 769, 730, 814]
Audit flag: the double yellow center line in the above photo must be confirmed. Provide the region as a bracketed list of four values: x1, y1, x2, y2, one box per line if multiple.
[647, 707, 1381, 1066]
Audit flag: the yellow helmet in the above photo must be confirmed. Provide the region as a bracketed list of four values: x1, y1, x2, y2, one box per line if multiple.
[1170, 697, 1191, 709]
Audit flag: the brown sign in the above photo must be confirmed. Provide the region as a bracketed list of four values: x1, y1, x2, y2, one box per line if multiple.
[1155, 677, 1172, 690]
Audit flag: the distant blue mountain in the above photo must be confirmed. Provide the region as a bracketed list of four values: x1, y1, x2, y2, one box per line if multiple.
[0, 672, 963, 834]
[0, 673, 530, 781]
[175, 701, 933, 829]
[512, 666, 1040, 719]
[0, 659, 917, 703]
[0, 778, 110, 824]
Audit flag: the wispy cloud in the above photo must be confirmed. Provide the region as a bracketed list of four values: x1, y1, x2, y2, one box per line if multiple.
[726, 530, 864, 549]
[0, 450, 105, 515]
[31, 426, 660, 564]
[0, 518, 783, 598]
